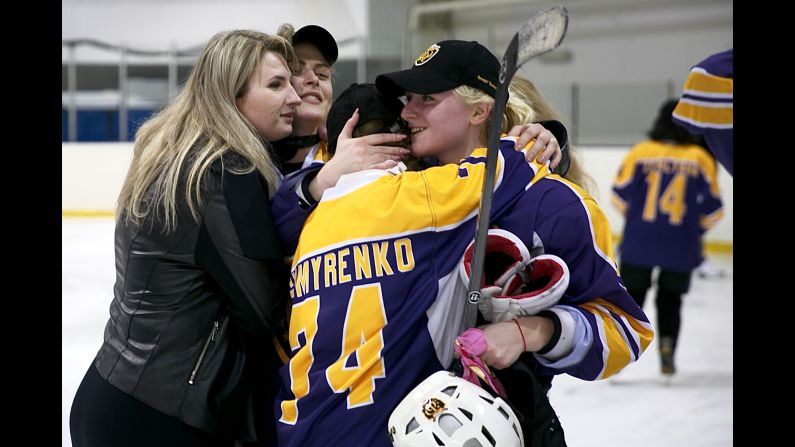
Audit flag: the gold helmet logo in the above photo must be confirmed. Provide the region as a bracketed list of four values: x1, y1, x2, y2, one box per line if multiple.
[421, 397, 446, 420]
[415, 44, 440, 66]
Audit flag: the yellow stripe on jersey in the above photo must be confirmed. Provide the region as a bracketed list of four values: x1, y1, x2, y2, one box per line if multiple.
[594, 299, 655, 355]
[612, 153, 637, 188]
[311, 141, 331, 163]
[580, 299, 654, 379]
[528, 161, 552, 187]
[673, 100, 733, 128]
[674, 67, 732, 130]
[552, 175, 619, 270]
[610, 193, 627, 215]
[575, 181, 618, 267]
[293, 147, 519, 264]
[585, 198, 617, 267]
[682, 69, 733, 97]
[700, 150, 721, 196]
[700, 208, 725, 230]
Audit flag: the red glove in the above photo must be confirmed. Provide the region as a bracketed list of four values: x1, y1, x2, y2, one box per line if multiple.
[460, 229, 569, 322]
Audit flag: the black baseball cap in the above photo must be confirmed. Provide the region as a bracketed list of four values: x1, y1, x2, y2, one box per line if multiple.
[376, 40, 499, 99]
[292, 25, 339, 66]
[326, 83, 407, 154]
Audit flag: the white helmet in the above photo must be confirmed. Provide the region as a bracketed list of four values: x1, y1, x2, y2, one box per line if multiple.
[387, 371, 524, 447]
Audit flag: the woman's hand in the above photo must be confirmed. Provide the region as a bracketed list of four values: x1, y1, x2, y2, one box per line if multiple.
[508, 122, 561, 169]
[478, 316, 555, 369]
[310, 109, 409, 200]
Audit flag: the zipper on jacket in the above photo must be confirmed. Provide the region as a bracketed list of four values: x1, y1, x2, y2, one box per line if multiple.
[188, 320, 220, 385]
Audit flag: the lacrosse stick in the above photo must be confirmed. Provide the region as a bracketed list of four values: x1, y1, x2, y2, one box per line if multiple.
[468, 6, 569, 304]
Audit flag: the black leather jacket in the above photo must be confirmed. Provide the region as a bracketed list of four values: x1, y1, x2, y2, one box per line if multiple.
[94, 153, 288, 442]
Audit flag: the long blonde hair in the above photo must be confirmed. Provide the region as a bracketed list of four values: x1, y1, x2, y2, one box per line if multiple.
[508, 75, 596, 193]
[117, 30, 298, 232]
[451, 85, 535, 146]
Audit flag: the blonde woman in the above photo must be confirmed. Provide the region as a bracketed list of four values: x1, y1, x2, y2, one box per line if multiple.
[70, 30, 301, 446]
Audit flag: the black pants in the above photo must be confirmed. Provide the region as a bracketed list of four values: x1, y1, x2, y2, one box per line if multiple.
[620, 263, 692, 349]
[496, 356, 567, 447]
[70, 364, 233, 447]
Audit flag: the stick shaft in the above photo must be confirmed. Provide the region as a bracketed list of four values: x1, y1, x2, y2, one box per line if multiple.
[467, 35, 518, 304]
[466, 6, 568, 303]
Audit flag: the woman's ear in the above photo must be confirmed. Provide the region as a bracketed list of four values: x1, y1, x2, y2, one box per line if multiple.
[470, 102, 493, 126]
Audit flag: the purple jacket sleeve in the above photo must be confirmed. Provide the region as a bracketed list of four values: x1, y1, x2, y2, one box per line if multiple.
[271, 165, 323, 255]
[499, 178, 654, 380]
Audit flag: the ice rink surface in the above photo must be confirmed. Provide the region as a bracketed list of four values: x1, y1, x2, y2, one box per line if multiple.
[62, 218, 732, 446]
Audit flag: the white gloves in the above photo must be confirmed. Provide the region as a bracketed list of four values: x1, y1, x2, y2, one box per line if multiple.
[459, 229, 570, 322]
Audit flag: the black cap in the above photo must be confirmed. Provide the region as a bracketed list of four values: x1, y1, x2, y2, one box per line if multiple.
[292, 25, 339, 66]
[376, 40, 499, 99]
[327, 83, 407, 154]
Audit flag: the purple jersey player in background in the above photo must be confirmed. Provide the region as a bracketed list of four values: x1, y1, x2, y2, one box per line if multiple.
[612, 98, 723, 376]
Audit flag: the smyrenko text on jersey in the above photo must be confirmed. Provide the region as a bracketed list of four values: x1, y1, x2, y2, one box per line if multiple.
[290, 238, 416, 299]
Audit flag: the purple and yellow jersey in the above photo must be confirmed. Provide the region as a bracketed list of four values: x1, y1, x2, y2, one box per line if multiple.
[305, 140, 332, 166]
[271, 141, 333, 254]
[271, 141, 334, 365]
[275, 138, 544, 447]
[611, 140, 723, 272]
[496, 175, 654, 381]
[672, 49, 733, 175]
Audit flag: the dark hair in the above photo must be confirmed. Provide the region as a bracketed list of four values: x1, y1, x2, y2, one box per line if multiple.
[327, 83, 408, 155]
[648, 98, 700, 144]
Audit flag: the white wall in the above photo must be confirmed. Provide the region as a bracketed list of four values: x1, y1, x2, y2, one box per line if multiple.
[63, 0, 732, 87]
[521, 27, 731, 88]
[62, 143, 732, 244]
[62, 143, 133, 213]
[410, 0, 732, 87]
[62, 0, 369, 58]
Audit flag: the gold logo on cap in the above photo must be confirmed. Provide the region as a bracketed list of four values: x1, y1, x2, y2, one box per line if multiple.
[415, 44, 440, 66]
[477, 75, 497, 90]
[421, 397, 446, 420]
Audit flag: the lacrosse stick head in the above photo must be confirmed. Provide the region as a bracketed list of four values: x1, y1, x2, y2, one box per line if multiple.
[514, 6, 568, 74]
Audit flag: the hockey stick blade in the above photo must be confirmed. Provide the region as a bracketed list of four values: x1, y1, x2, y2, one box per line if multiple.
[467, 6, 568, 305]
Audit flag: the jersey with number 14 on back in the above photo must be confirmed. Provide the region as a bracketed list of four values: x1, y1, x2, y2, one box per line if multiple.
[611, 140, 723, 271]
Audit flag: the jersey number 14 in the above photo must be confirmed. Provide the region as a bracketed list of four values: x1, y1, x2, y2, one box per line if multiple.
[643, 171, 687, 225]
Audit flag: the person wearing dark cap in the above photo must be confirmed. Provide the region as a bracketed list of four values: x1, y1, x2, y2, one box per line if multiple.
[271, 24, 409, 178]
[267, 24, 412, 226]
[271, 40, 652, 447]
[272, 24, 339, 174]
[325, 83, 410, 152]
[377, 40, 650, 445]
